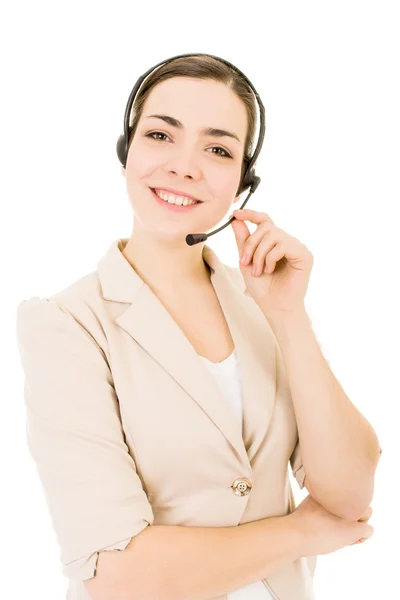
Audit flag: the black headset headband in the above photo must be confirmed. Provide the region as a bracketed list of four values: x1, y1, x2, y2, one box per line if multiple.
[116, 52, 265, 198]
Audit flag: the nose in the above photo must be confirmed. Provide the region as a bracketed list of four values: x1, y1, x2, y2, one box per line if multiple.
[164, 146, 202, 181]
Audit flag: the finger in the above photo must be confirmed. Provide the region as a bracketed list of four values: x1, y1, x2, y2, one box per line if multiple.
[234, 208, 275, 226]
[264, 242, 286, 275]
[230, 217, 251, 259]
[350, 535, 371, 545]
[251, 237, 280, 275]
[241, 223, 276, 266]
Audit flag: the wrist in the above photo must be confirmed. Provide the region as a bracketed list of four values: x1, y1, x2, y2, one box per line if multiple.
[260, 305, 307, 322]
[280, 513, 307, 560]
[262, 307, 311, 338]
[274, 514, 307, 562]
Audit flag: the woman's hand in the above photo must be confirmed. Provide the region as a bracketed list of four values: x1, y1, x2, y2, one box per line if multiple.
[230, 208, 314, 314]
[349, 505, 374, 545]
[288, 495, 374, 557]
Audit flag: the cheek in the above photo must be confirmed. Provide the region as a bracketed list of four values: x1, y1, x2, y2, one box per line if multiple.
[126, 141, 159, 181]
[209, 169, 240, 204]
[204, 161, 232, 186]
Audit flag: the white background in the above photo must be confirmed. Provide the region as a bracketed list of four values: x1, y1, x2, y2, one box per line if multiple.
[2, 1, 398, 598]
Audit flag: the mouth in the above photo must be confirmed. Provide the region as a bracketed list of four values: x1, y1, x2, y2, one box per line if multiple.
[150, 187, 203, 211]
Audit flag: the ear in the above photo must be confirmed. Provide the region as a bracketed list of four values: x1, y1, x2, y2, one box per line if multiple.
[121, 166, 126, 178]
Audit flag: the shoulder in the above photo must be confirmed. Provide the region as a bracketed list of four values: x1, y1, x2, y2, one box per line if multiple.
[16, 269, 109, 356]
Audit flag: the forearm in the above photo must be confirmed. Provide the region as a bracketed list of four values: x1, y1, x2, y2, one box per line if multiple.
[264, 306, 382, 520]
[118, 517, 304, 600]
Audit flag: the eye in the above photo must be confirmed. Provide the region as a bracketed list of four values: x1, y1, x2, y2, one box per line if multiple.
[207, 147, 233, 159]
[145, 131, 233, 159]
[145, 131, 170, 142]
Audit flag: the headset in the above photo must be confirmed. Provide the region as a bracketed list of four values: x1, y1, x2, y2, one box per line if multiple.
[116, 52, 265, 246]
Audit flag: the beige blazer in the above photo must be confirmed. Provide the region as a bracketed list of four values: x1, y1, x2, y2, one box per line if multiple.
[16, 237, 317, 600]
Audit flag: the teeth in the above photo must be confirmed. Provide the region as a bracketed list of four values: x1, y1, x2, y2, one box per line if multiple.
[154, 189, 199, 206]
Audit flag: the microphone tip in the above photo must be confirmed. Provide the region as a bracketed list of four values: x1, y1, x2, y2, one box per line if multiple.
[186, 233, 208, 246]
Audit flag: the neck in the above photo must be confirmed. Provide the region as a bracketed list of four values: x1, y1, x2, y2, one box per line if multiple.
[121, 233, 212, 294]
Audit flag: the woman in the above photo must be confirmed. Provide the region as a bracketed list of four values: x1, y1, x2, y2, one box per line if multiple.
[16, 54, 379, 600]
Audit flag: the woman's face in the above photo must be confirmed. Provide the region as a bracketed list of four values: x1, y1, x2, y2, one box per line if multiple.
[121, 77, 249, 242]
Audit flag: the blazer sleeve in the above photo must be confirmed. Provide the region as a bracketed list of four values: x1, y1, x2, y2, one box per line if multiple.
[16, 297, 155, 582]
[290, 437, 306, 490]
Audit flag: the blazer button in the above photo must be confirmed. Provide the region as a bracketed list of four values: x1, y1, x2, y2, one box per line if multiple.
[231, 477, 252, 496]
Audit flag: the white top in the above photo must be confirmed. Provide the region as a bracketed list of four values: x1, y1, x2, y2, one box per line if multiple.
[198, 349, 275, 600]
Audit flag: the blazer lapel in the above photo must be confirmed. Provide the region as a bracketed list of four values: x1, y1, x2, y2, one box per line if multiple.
[97, 239, 277, 467]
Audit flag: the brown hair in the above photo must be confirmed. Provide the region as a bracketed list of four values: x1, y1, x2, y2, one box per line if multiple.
[127, 55, 258, 174]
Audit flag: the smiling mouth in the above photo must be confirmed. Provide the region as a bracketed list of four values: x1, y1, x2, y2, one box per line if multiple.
[150, 188, 203, 205]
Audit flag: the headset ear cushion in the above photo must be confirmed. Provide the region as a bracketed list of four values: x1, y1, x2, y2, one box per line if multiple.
[235, 159, 248, 196]
[236, 165, 257, 196]
[116, 134, 127, 166]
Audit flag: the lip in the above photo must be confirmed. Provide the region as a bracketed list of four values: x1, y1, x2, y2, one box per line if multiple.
[151, 186, 203, 203]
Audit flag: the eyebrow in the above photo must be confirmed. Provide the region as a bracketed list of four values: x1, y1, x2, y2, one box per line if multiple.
[144, 114, 241, 144]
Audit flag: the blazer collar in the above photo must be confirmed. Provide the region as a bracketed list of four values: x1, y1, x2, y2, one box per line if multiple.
[97, 238, 277, 467]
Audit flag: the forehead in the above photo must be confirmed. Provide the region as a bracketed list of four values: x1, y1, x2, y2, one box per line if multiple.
[141, 77, 248, 140]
